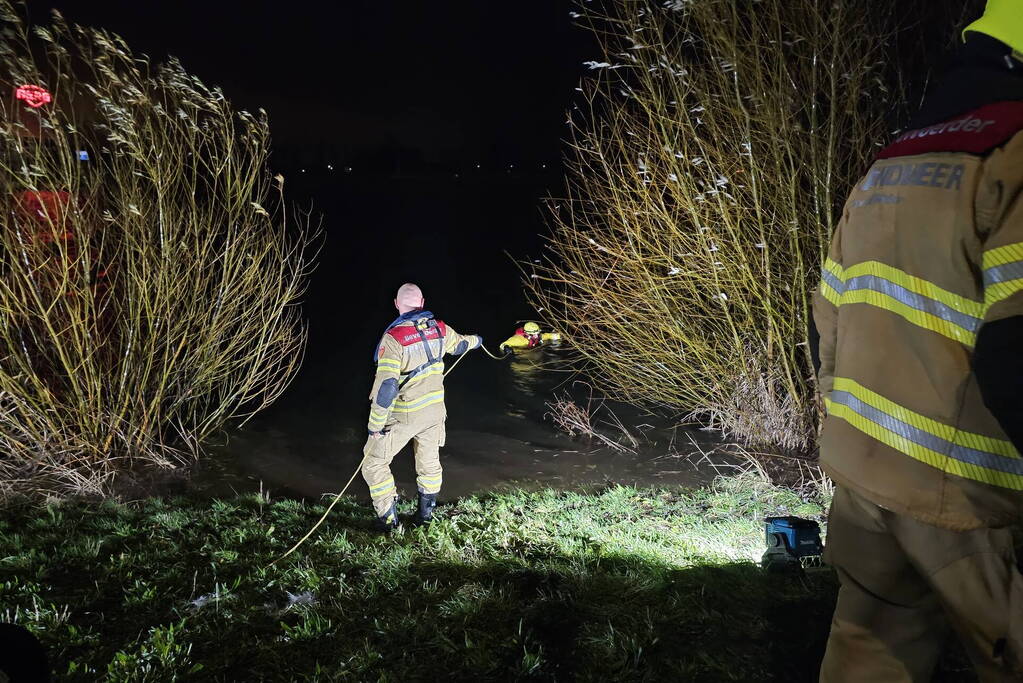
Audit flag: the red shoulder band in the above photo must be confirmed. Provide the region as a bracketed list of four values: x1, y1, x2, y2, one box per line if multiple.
[386, 321, 447, 347]
[878, 101, 1023, 160]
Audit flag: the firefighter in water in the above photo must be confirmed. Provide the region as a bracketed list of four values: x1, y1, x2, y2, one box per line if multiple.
[362, 283, 482, 530]
[498, 322, 562, 353]
[814, 3, 1023, 679]
[500, 322, 542, 351]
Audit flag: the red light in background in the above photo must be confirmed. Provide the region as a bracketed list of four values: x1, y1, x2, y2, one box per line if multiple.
[15, 84, 52, 108]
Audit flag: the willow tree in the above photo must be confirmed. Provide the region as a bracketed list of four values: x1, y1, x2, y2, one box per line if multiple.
[0, 4, 315, 496]
[528, 0, 971, 453]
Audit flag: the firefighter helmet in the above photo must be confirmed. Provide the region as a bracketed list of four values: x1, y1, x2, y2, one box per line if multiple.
[963, 0, 1023, 54]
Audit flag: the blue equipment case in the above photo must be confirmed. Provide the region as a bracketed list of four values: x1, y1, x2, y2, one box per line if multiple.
[761, 516, 824, 571]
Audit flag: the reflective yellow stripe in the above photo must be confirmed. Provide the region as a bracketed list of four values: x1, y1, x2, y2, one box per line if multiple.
[843, 262, 980, 316]
[838, 289, 977, 346]
[370, 487, 396, 500]
[820, 260, 843, 307]
[394, 390, 444, 407]
[824, 257, 844, 278]
[820, 281, 841, 307]
[833, 378, 1016, 456]
[401, 365, 443, 387]
[393, 390, 445, 413]
[417, 475, 442, 484]
[986, 281, 1023, 308]
[827, 377, 1023, 490]
[369, 478, 395, 497]
[376, 359, 401, 377]
[369, 408, 388, 424]
[982, 243, 1023, 269]
[982, 243, 1023, 308]
[820, 259, 983, 346]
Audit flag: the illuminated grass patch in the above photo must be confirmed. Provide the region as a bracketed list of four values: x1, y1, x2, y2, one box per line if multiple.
[0, 476, 971, 681]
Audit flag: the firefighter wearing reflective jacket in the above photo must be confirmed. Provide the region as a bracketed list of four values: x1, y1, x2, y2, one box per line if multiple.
[362, 283, 481, 530]
[813, 4, 1023, 680]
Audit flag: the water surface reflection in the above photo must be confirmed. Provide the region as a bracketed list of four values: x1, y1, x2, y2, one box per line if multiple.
[189, 346, 719, 501]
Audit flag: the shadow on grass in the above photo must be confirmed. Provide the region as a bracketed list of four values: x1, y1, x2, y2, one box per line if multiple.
[175, 555, 837, 681]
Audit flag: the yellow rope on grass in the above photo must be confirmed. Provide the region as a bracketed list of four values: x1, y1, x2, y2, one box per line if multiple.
[275, 453, 368, 562]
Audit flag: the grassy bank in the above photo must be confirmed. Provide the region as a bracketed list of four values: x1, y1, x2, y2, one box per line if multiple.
[0, 476, 970, 681]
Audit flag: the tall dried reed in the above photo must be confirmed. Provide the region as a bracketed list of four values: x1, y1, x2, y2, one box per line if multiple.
[0, 4, 315, 496]
[527, 0, 970, 453]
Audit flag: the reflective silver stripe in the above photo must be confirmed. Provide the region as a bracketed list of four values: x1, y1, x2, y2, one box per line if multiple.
[400, 360, 443, 384]
[846, 275, 981, 332]
[394, 391, 445, 411]
[827, 273, 982, 334]
[821, 269, 843, 294]
[983, 261, 1023, 287]
[831, 390, 1023, 476]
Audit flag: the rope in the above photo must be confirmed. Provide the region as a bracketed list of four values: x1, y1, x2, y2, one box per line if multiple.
[479, 343, 511, 361]
[276, 453, 368, 562]
[275, 341, 507, 562]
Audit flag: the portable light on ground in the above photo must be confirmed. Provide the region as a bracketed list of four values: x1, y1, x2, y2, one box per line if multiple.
[761, 516, 824, 571]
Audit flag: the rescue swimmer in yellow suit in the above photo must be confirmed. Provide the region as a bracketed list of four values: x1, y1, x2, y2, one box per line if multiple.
[814, 3, 1023, 680]
[498, 322, 562, 352]
[362, 283, 481, 530]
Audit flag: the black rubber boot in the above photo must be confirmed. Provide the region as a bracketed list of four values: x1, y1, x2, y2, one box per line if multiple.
[414, 492, 437, 526]
[373, 500, 399, 533]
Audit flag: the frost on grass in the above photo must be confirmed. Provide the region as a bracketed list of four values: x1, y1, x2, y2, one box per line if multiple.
[284, 590, 317, 609]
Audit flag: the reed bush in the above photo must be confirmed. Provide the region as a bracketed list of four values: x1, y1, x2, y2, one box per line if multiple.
[0, 4, 315, 496]
[526, 0, 973, 453]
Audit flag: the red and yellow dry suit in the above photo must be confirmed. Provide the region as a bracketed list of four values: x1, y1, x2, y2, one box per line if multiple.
[813, 37, 1023, 681]
[361, 310, 480, 518]
[499, 326, 541, 351]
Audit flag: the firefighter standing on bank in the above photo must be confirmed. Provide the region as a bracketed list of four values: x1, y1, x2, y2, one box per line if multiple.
[814, 3, 1023, 680]
[362, 283, 481, 530]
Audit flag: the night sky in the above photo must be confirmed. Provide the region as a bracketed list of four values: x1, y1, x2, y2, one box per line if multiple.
[23, 1, 594, 169]
[17, 0, 599, 416]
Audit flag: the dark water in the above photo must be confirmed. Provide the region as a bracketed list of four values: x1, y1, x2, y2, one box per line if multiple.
[168, 173, 720, 502]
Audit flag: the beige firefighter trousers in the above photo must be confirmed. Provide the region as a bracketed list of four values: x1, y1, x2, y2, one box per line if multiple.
[820, 486, 1023, 682]
[361, 419, 445, 518]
